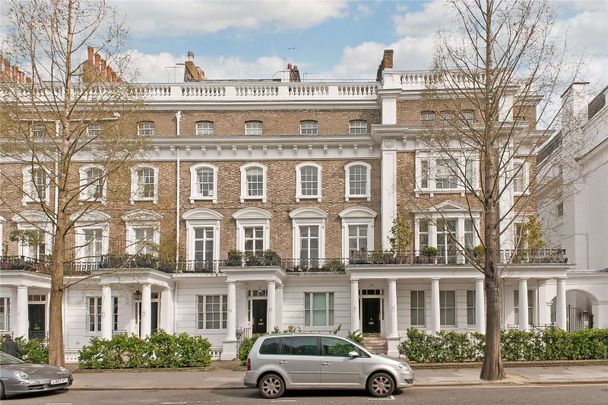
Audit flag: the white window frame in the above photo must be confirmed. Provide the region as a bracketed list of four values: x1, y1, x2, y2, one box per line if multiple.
[240, 163, 267, 203]
[87, 296, 102, 333]
[183, 208, 222, 263]
[420, 110, 436, 122]
[439, 290, 456, 327]
[137, 121, 155, 136]
[122, 210, 162, 256]
[0, 297, 10, 332]
[410, 290, 425, 327]
[31, 121, 50, 138]
[466, 290, 476, 326]
[73, 211, 111, 262]
[339, 207, 376, 258]
[79, 164, 107, 203]
[349, 120, 368, 134]
[512, 159, 530, 195]
[344, 162, 371, 201]
[295, 163, 322, 202]
[233, 208, 271, 253]
[290, 207, 327, 262]
[415, 153, 479, 196]
[15, 224, 52, 259]
[195, 121, 214, 136]
[414, 207, 481, 263]
[87, 122, 102, 137]
[197, 295, 227, 330]
[300, 120, 319, 135]
[21, 167, 51, 205]
[245, 121, 263, 136]
[189, 163, 218, 203]
[304, 292, 334, 327]
[130, 165, 159, 204]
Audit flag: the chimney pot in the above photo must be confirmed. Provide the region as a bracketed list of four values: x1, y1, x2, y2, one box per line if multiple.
[187, 51, 194, 62]
[12, 66, 18, 81]
[94, 53, 101, 68]
[87, 46, 94, 61]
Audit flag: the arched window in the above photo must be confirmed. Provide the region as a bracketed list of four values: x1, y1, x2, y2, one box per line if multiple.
[196, 121, 214, 136]
[344, 162, 371, 201]
[240, 163, 267, 202]
[190, 164, 218, 203]
[245, 121, 263, 136]
[130, 165, 159, 204]
[420, 111, 436, 122]
[349, 120, 368, 134]
[296, 163, 322, 201]
[300, 120, 318, 135]
[79, 165, 106, 202]
[137, 121, 155, 136]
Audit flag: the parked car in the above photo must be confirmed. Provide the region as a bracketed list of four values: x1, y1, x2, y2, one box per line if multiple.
[0, 352, 73, 399]
[244, 333, 414, 399]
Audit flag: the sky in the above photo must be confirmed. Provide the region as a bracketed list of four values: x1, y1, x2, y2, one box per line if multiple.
[0, 0, 606, 92]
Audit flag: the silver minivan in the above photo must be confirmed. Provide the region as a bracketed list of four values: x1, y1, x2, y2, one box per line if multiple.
[243, 333, 414, 399]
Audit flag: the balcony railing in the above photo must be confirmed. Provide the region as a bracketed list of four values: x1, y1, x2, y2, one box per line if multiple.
[5, 248, 568, 275]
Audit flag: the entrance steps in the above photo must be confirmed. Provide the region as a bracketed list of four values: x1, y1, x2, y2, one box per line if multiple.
[363, 336, 388, 355]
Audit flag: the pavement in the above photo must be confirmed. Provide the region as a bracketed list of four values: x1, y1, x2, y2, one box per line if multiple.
[69, 363, 608, 390]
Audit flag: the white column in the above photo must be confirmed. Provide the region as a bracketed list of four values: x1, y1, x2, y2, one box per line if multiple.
[381, 144, 397, 250]
[45, 291, 50, 337]
[141, 284, 152, 338]
[101, 285, 112, 340]
[518, 279, 529, 330]
[556, 278, 567, 330]
[350, 279, 360, 332]
[267, 281, 276, 332]
[431, 278, 440, 333]
[16, 286, 28, 338]
[475, 278, 485, 333]
[387, 279, 398, 338]
[160, 287, 174, 334]
[222, 281, 237, 360]
[275, 284, 284, 330]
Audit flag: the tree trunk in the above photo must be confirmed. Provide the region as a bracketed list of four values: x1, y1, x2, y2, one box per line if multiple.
[48, 217, 66, 367]
[480, 273, 506, 380]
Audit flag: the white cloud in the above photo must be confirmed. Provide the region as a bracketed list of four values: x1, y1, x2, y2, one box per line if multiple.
[125, 49, 286, 82]
[353, 3, 373, 20]
[112, 0, 348, 36]
[392, 0, 452, 37]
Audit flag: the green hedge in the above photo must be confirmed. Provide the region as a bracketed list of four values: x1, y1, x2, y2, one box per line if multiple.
[238, 334, 262, 365]
[78, 331, 212, 369]
[12, 337, 49, 363]
[399, 328, 608, 363]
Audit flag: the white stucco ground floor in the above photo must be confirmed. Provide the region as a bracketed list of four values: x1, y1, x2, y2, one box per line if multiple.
[1, 266, 606, 361]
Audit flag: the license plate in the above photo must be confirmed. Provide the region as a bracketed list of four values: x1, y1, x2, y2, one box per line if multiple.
[50, 378, 69, 385]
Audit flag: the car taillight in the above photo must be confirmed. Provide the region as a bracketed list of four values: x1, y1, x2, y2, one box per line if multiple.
[246, 358, 251, 371]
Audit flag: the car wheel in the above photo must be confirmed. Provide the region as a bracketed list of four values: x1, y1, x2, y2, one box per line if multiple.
[367, 372, 395, 398]
[0, 381, 5, 400]
[258, 373, 285, 399]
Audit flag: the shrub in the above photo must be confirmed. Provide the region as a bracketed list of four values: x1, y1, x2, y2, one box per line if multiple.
[238, 334, 262, 365]
[398, 328, 608, 363]
[347, 330, 364, 344]
[78, 331, 211, 369]
[12, 337, 49, 363]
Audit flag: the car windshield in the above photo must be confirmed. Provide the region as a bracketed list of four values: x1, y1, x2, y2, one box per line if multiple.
[0, 351, 25, 365]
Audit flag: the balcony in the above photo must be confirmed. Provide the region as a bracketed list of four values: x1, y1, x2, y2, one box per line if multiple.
[4, 248, 568, 276]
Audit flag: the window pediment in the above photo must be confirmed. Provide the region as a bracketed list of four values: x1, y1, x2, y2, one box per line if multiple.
[339, 207, 377, 219]
[122, 209, 163, 223]
[232, 207, 272, 220]
[70, 210, 112, 223]
[289, 206, 327, 219]
[182, 208, 223, 221]
[12, 210, 48, 223]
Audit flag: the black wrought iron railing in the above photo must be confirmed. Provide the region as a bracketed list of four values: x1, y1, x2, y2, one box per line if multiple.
[0, 256, 49, 272]
[223, 251, 282, 267]
[281, 258, 345, 273]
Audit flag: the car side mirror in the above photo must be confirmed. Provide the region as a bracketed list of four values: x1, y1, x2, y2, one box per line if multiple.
[348, 351, 360, 358]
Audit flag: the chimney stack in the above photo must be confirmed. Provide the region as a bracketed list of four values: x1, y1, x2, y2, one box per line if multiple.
[87, 46, 94, 62]
[184, 51, 205, 82]
[376, 49, 394, 82]
[561, 82, 589, 129]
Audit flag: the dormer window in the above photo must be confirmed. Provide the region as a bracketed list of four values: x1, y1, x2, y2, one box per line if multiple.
[137, 121, 155, 136]
[349, 120, 368, 134]
[196, 121, 214, 136]
[245, 121, 263, 136]
[300, 120, 318, 135]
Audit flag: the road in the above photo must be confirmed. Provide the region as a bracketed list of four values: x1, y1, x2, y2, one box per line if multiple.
[3, 384, 608, 405]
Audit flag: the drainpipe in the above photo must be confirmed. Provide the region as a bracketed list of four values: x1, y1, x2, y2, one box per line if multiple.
[175, 111, 182, 264]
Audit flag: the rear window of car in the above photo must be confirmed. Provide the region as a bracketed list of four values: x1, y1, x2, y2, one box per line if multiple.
[280, 336, 319, 356]
[259, 338, 281, 355]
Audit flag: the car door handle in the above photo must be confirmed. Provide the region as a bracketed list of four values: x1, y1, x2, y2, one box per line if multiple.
[279, 360, 287, 365]
[321, 362, 330, 366]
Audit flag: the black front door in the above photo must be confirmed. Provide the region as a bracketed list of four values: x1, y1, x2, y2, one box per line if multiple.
[151, 301, 159, 335]
[362, 298, 381, 334]
[252, 300, 268, 334]
[28, 304, 46, 340]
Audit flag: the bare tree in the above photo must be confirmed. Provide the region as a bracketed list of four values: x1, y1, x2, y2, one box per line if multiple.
[0, 0, 147, 366]
[409, 0, 584, 380]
